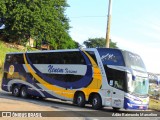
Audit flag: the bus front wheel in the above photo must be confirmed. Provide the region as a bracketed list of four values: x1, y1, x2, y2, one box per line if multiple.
[12, 85, 20, 97]
[20, 86, 28, 98]
[76, 93, 86, 107]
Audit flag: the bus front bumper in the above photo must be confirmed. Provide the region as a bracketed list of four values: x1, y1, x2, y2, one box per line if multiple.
[125, 102, 148, 110]
[124, 97, 148, 110]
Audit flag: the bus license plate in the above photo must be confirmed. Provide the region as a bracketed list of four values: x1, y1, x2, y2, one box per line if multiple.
[139, 106, 143, 109]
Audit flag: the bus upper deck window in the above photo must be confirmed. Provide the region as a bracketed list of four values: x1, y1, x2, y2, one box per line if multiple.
[6, 55, 12, 63]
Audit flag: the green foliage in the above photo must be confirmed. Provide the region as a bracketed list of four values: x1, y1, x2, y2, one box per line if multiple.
[0, 0, 77, 49]
[83, 38, 118, 48]
[0, 41, 24, 68]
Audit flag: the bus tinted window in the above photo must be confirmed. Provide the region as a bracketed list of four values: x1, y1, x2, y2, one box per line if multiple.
[86, 51, 98, 64]
[46, 74, 83, 83]
[27, 51, 85, 64]
[6, 54, 24, 64]
[122, 51, 146, 72]
[105, 66, 127, 91]
[97, 48, 125, 66]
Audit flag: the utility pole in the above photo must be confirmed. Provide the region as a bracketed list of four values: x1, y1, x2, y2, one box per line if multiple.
[106, 0, 112, 48]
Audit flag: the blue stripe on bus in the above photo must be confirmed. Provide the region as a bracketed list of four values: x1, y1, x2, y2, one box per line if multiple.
[25, 50, 93, 89]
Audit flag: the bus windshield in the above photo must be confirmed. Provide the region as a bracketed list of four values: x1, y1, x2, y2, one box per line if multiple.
[128, 77, 149, 96]
[123, 51, 149, 96]
[123, 51, 146, 72]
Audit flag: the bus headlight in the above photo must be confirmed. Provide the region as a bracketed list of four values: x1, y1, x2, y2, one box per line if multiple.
[127, 103, 133, 107]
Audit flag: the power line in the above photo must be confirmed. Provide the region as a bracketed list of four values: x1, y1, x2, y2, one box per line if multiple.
[70, 15, 107, 18]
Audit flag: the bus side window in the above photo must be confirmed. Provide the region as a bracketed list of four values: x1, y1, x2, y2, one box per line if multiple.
[105, 66, 127, 91]
[6, 55, 12, 64]
[114, 80, 123, 89]
[59, 52, 86, 65]
[6, 54, 23, 64]
[13, 56, 18, 64]
[86, 51, 98, 64]
[13, 54, 24, 64]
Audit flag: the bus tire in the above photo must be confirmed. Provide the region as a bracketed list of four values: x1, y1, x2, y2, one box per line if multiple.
[76, 93, 86, 107]
[20, 86, 28, 98]
[91, 94, 102, 110]
[12, 85, 20, 97]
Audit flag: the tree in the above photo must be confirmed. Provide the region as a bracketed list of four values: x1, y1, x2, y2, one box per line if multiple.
[0, 0, 78, 49]
[83, 38, 118, 48]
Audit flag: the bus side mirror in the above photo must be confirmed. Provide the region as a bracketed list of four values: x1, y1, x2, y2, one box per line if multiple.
[132, 75, 136, 81]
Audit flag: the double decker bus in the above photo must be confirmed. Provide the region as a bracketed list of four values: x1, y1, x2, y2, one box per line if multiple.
[1, 48, 149, 110]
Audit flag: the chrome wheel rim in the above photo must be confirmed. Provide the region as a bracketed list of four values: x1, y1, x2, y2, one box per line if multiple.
[14, 88, 19, 95]
[77, 96, 82, 104]
[93, 98, 98, 106]
[21, 89, 26, 97]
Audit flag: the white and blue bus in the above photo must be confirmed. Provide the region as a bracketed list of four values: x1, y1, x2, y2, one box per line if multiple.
[1, 48, 149, 110]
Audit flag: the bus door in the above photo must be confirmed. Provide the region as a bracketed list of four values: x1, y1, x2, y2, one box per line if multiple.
[111, 86, 125, 108]
[106, 67, 126, 108]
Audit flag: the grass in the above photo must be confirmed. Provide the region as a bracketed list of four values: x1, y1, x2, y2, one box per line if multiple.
[0, 41, 24, 67]
[149, 98, 160, 111]
[0, 68, 1, 85]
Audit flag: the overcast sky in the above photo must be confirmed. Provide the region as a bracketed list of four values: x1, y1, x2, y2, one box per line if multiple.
[66, 0, 160, 73]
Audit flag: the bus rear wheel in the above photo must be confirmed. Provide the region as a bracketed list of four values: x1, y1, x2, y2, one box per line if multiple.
[76, 93, 86, 107]
[20, 86, 28, 98]
[12, 85, 20, 97]
[91, 94, 102, 110]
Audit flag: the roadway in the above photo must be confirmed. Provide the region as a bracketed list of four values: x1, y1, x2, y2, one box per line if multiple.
[0, 90, 159, 120]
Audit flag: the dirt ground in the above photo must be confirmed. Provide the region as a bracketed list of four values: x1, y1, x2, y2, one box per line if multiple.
[0, 91, 84, 120]
[0, 97, 56, 111]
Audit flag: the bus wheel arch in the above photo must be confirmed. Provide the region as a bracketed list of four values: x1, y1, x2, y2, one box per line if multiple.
[89, 93, 102, 110]
[73, 91, 86, 107]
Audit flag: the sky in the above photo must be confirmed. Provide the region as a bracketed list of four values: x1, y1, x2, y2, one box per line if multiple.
[66, 0, 160, 73]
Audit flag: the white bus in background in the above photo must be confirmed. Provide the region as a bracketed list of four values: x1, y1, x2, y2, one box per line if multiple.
[1, 48, 149, 110]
